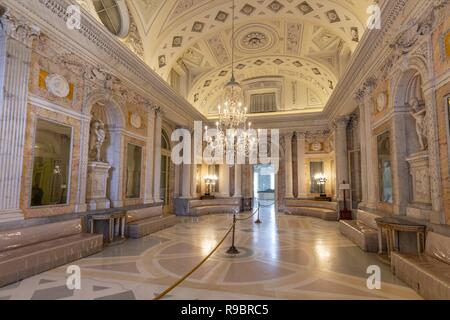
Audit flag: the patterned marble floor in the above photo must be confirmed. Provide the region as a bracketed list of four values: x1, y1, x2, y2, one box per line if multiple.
[0, 207, 421, 300]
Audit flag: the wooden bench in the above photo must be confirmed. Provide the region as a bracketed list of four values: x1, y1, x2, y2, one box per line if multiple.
[339, 210, 387, 252]
[0, 219, 103, 288]
[126, 205, 178, 239]
[285, 199, 338, 221]
[187, 198, 241, 217]
[391, 231, 450, 300]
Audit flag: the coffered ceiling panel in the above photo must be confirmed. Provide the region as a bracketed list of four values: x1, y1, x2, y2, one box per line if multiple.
[90, 0, 372, 117]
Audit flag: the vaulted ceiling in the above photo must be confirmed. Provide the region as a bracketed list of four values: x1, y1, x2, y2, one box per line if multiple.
[85, 0, 372, 117]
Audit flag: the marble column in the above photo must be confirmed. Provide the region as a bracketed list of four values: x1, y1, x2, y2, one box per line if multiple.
[144, 107, 156, 203]
[334, 116, 349, 202]
[284, 133, 294, 198]
[191, 164, 198, 198]
[190, 135, 198, 198]
[174, 164, 181, 197]
[362, 94, 377, 208]
[181, 163, 191, 198]
[296, 132, 307, 198]
[153, 108, 162, 202]
[219, 164, 230, 197]
[0, 15, 39, 222]
[234, 165, 242, 197]
[391, 109, 410, 215]
[357, 99, 368, 207]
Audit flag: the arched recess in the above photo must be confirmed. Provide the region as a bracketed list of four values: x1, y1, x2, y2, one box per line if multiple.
[390, 61, 432, 215]
[84, 91, 126, 208]
[392, 66, 427, 155]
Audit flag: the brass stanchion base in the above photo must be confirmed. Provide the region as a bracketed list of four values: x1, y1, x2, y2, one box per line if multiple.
[226, 246, 240, 255]
[255, 219, 262, 224]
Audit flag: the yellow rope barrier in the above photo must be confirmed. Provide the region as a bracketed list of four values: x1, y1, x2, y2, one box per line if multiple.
[153, 224, 234, 300]
[153, 200, 277, 300]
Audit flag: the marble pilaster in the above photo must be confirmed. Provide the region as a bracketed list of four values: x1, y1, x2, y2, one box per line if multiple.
[219, 164, 230, 197]
[144, 109, 156, 203]
[153, 108, 162, 202]
[334, 116, 350, 202]
[0, 14, 39, 222]
[284, 133, 294, 198]
[234, 165, 242, 197]
[296, 132, 307, 198]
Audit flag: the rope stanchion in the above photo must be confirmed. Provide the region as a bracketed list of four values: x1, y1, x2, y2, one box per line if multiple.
[153, 198, 278, 300]
[153, 224, 234, 300]
[226, 214, 240, 255]
[255, 202, 262, 224]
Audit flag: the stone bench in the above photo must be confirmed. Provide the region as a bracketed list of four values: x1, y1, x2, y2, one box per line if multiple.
[0, 219, 103, 288]
[391, 231, 450, 300]
[126, 205, 178, 239]
[188, 198, 241, 217]
[285, 199, 338, 221]
[339, 210, 387, 252]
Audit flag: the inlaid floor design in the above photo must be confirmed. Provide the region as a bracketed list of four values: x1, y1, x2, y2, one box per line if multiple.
[0, 207, 421, 300]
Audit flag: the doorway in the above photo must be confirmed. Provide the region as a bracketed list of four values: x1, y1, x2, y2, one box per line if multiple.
[254, 164, 276, 204]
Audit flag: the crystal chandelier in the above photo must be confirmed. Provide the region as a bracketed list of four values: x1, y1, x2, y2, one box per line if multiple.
[204, 0, 256, 161]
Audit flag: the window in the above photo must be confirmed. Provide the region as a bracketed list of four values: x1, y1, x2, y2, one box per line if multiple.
[93, 0, 130, 38]
[377, 132, 393, 203]
[310, 161, 324, 194]
[250, 93, 277, 113]
[31, 119, 72, 207]
[126, 144, 142, 199]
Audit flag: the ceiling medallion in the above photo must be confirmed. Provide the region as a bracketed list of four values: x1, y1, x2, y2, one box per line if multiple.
[242, 32, 268, 49]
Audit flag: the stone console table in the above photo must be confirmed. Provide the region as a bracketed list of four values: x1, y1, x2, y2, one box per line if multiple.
[88, 211, 126, 244]
[375, 216, 426, 258]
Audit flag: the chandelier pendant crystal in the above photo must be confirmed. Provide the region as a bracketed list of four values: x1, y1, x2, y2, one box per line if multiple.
[204, 0, 256, 163]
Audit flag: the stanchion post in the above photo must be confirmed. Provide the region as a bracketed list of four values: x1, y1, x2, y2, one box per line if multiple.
[255, 202, 262, 224]
[227, 214, 240, 255]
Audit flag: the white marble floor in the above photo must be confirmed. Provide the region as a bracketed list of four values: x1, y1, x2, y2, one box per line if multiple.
[0, 207, 421, 300]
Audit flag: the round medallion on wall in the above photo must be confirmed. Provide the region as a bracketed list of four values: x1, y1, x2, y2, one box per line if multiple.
[376, 92, 387, 112]
[130, 113, 142, 129]
[311, 141, 323, 152]
[45, 74, 70, 98]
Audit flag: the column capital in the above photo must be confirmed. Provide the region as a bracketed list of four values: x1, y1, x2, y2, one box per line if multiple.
[334, 115, 350, 128]
[0, 8, 40, 47]
[296, 132, 306, 140]
[284, 132, 294, 142]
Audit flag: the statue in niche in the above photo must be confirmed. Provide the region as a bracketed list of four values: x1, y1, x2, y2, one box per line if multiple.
[90, 119, 106, 162]
[410, 98, 428, 151]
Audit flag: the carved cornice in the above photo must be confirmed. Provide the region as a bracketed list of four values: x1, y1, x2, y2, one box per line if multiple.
[5, 0, 205, 126]
[0, 7, 40, 46]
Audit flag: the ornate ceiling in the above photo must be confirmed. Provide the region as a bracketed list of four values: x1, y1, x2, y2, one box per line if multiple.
[83, 0, 372, 117]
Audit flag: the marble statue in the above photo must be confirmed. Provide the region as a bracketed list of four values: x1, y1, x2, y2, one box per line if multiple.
[90, 119, 106, 162]
[410, 98, 428, 151]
